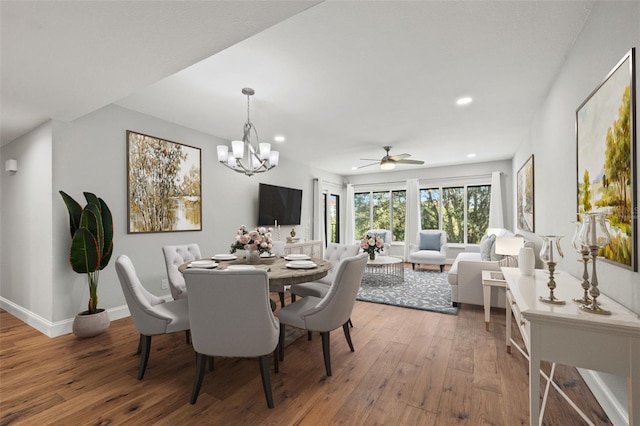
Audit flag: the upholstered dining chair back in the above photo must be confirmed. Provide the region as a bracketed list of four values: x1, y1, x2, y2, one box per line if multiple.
[183, 268, 279, 357]
[300, 253, 368, 332]
[320, 243, 361, 284]
[115, 255, 190, 379]
[183, 268, 280, 407]
[162, 244, 202, 300]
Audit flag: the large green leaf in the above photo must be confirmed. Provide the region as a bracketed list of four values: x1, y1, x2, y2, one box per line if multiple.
[98, 197, 114, 270]
[69, 228, 100, 273]
[59, 191, 83, 237]
[83, 203, 103, 259]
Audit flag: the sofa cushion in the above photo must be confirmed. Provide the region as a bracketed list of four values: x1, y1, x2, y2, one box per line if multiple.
[479, 234, 495, 261]
[419, 231, 442, 251]
[447, 251, 482, 285]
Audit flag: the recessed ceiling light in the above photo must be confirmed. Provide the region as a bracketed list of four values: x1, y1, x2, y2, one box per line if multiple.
[456, 97, 473, 106]
[274, 135, 285, 143]
[467, 153, 476, 158]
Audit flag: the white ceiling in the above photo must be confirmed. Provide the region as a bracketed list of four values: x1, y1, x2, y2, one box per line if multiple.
[2, 1, 595, 176]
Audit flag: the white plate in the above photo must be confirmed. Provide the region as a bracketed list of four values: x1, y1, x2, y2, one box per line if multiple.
[285, 254, 310, 260]
[286, 261, 317, 269]
[188, 260, 217, 269]
[226, 265, 256, 270]
[212, 254, 237, 261]
[260, 252, 275, 258]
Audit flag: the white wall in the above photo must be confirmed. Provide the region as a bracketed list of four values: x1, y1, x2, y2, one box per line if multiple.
[1, 103, 341, 330]
[515, 1, 639, 314]
[512, 3, 639, 422]
[0, 122, 54, 326]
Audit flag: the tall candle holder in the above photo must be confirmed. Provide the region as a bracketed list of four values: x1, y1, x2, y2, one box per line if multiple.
[538, 235, 565, 305]
[571, 220, 592, 305]
[578, 212, 611, 315]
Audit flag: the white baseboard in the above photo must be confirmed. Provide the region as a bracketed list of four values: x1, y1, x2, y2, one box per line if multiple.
[0, 296, 131, 338]
[578, 368, 628, 426]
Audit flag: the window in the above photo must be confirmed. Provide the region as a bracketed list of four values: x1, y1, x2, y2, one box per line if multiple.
[324, 193, 340, 243]
[420, 184, 491, 244]
[354, 190, 406, 241]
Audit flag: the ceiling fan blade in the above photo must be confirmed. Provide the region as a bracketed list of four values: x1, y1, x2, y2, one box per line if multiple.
[359, 158, 380, 161]
[396, 159, 425, 165]
[357, 162, 380, 169]
[389, 153, 410, 161]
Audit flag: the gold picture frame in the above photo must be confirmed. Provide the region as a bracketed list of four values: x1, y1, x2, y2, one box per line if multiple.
[127, 130, 202, 233]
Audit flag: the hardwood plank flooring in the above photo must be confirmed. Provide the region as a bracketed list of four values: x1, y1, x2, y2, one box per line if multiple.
[1, 274, 611, 425]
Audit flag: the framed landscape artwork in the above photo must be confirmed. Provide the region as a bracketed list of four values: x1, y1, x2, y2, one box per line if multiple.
[576, 48, 636, 271]
[127, 130, 202, 233]
[517, 155, 535, 233]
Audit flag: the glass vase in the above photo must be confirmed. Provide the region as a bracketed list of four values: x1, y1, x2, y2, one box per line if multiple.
[369, 251, 376, 261]
[246, 249, 260, 265]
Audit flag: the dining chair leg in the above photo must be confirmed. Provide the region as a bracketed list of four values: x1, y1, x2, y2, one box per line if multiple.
[136, 334, 143, 355]
[208, 355, 214, 371]
[185, 329, 191, 344]
[291, 294, 297, 302]
[308, 331, 313, 341]
[190, 352, 207, 404]
[321, 332, 332, 377]
[348, 318, 354, 328]
[343, 322, 355, 352]
[273, 346, 279, 373]
[278, 325, 286, 361]
[278, 291, 286, 308]
[138, 335, 152, 380]
[258, 355, 275, 408]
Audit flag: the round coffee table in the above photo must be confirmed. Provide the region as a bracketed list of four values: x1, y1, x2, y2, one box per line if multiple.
[364, 255, 404, 283]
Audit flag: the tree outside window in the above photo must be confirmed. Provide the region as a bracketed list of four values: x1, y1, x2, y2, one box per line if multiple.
[354, 192, 370, 240]
[354, 190, 406, 242]
[442, 187, 465, 243]
[467, 185, 491, 243]
[391, 191, 406, 241]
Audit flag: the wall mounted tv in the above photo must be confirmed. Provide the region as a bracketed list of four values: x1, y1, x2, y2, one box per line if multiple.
[258, 183, 303, 226]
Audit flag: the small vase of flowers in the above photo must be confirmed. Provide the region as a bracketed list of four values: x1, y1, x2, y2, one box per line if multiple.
[231, 225, 274, 264]
[361, 233, 383, 260]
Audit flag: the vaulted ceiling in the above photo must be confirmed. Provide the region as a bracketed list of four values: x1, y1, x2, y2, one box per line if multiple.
[1, 1, 594, 176]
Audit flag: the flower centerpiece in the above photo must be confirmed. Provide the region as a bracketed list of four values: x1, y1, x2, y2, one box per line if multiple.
[361, 233, 383, 260]
[231, 225, 273, 263]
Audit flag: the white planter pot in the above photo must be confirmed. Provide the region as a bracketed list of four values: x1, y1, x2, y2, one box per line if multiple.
[72, 309, 110, 338]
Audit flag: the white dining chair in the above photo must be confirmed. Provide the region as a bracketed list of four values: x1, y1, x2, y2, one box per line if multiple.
[115, 255, 190, 380]
[277, 253, 368, 376]
[183, 268, 280, 408]
[162, 244, 202, 300]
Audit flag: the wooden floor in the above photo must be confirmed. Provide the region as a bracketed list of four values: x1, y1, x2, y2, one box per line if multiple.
[1, 275, 610, 425]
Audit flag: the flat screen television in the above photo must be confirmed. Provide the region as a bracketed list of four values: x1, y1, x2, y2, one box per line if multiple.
[258, 183, 302, 226]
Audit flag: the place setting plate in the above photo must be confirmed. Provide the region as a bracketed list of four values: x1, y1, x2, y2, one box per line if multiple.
[284, 254, 310, 261]
[212, 254, 238, 261]
[286, 260, 318, 269]
[260, 252, 276, 258]
[188, 260, 218, 269]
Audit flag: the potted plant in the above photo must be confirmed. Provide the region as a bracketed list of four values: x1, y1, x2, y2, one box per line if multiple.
[59, 191, 114, 337]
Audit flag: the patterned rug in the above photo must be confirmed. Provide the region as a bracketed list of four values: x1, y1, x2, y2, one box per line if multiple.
[357, 268, 458, 315]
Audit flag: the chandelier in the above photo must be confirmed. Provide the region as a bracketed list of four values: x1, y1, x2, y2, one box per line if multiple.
[216, 88, 279, 176]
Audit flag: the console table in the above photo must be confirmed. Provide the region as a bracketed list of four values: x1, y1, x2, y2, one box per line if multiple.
[502, 267, 640, 426]
[284, 240, 322, 259]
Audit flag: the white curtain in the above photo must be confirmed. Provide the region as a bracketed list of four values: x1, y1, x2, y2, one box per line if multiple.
[403, 178, 420, 261]
[312, 178, 325, 247]
[488, 171, 505, 230]
[345, 184, 355, 245]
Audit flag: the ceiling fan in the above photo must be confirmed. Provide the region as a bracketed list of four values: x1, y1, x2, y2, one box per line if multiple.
[358, 146, 425, 170]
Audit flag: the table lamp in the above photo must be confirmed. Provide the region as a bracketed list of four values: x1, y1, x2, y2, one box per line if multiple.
[494, 236, 524, 267]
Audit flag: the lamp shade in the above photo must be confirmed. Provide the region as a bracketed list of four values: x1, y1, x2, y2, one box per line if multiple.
[217, 145, 228, 162]
[231, 140, 245, 159]
[269, 151, 279, 167]
[259, 143, 271, 160]
[494, 236, 524, 256]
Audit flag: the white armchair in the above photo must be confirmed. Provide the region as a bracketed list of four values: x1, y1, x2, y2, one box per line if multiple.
[408, 230, 447, 272]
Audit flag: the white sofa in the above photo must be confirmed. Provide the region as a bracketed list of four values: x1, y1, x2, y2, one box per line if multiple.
[447, 233, 533, 307]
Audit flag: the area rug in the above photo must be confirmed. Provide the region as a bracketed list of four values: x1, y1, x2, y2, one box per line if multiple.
[357, 268, 458, 315]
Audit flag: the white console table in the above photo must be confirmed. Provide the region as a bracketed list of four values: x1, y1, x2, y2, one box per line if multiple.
[502, 267, 640, 426]
[284, 240, 323, 259]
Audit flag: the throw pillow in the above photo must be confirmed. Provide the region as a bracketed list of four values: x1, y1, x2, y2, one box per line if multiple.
[419, 232, 441, 251]
[480, 234, 496, 261]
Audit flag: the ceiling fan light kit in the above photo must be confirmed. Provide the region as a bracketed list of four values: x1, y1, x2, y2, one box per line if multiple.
[217, 88, 279, 176]
[358, 146, 424, 170]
